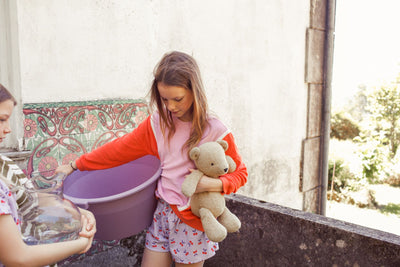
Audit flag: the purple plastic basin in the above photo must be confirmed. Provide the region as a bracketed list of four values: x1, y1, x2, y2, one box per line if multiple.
[63, 155, 161, 240]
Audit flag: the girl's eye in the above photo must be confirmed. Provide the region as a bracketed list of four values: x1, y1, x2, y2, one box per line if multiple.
[162, 98, 182, 102]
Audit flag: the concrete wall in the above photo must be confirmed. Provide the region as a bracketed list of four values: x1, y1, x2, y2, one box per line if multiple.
[61, 194, 400, 267]
[210, 195, 400, 266]
[1, 0, 311, 209]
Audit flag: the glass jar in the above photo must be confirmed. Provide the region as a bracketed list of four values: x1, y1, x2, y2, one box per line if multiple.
[19, 173, 82, 245]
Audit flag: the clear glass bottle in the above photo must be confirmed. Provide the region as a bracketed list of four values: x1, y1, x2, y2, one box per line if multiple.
[19, 173, 82, 245]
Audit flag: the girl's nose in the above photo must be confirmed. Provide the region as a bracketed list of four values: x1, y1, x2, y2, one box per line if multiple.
[167, 102, 176, 111]
[4, 123, 11, 134]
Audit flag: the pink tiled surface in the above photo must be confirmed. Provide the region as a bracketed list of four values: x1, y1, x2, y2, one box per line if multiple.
[23, 100, 148, 177]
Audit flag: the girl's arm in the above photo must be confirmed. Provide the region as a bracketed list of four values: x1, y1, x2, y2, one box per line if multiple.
[219, 132, 248, 194]
[0, 213, 95, 267]
[77, 116, 158, 170]
[194, 175, 223, 192]
[195, 133, 248, 194]
[55, 116, 158, 175]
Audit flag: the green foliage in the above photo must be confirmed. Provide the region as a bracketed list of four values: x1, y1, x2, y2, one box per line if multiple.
[354, 133, 388, 183]
[367, 83, 400, 158]
[330, 112, 360, 140]
[328, 159, 349, 192]
[347, 81, 400, 181]
[328, 74, 400, 217]
[380, 203, 400, 216]
[328, 158, 361, 193]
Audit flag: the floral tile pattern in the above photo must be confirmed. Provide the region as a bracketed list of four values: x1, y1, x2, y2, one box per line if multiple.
[22, 99, 149, 258]
[23, 99, 148, 177]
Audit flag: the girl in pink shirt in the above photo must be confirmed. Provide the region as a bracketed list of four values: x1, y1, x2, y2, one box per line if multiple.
[57, 51, 247, 266]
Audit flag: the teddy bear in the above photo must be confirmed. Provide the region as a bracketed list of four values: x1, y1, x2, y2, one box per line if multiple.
[181, 140, 241, 242]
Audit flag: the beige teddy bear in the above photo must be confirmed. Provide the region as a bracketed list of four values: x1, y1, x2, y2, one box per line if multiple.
[181, 140, 241, 242]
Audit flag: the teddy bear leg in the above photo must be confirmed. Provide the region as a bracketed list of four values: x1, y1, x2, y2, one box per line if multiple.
[218, 207, 241, 233]
[199, 207, 227, 242]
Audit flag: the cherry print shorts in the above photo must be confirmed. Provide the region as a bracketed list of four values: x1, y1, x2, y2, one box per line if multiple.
[145, 199, 219, 264]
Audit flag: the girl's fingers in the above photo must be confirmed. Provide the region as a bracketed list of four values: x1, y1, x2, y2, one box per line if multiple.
[79, 215, 96, 238]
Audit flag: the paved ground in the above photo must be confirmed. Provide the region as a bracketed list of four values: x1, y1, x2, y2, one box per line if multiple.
[326, 184, 400, 236]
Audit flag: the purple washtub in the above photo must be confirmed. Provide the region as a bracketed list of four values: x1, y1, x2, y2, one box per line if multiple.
[63, 155, 161, 240]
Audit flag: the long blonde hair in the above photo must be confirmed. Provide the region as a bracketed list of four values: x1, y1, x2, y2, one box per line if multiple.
[149, 51, 209, 152]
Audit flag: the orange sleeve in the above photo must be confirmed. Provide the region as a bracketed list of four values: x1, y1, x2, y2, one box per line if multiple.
[219, 133, 248, 194]
[76, 116, 159, 171]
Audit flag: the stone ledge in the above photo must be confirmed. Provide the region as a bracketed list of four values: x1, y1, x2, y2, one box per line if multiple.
[208, 194, 400, 266]
[62, 194, 400, 266]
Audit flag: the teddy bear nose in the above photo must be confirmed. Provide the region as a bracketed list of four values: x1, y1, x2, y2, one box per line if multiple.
[224, 168, 228, 173]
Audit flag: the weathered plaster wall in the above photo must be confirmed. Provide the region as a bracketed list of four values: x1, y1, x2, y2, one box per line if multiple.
[4, 0, 311, 209]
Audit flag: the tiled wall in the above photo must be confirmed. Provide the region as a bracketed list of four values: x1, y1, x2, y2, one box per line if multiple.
[23, 99, 148, 177]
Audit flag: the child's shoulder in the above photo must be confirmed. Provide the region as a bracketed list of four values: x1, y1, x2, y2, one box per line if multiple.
[207, 115, 227, 130]
[205, 115, 231, 141]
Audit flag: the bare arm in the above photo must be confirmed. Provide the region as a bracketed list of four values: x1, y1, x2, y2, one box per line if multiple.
[195, 175, 223, 193]
[0, 214, 95, 267]
[55, 160, 76, 176]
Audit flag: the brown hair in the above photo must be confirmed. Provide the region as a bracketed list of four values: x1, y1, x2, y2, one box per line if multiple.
[0, 83, 17, 106]
[149, 51, 209, 152]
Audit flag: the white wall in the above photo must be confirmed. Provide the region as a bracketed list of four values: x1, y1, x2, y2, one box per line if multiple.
[13, 0, 310, 209]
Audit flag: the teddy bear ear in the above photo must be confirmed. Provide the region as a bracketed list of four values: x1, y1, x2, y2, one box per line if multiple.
[217, 140, 229, 151]
[189, 147, 201, 160]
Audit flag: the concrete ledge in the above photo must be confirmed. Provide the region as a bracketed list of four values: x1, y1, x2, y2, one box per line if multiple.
[207, 194, 400, 266]
[62, 194, 400, 266]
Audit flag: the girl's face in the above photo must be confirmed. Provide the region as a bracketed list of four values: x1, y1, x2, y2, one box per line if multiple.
[0, 100, 14, 143]
[158, 82, 194, 122]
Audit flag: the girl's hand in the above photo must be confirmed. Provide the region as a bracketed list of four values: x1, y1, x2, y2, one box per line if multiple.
[77, 214, 96, 254]
[78, 208, 96, 238]
[55, 164, 75, 175]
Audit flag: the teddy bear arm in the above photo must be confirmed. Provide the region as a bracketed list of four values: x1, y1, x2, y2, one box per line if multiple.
[226, 156, 237, 173]
[181, 170, 204, 197]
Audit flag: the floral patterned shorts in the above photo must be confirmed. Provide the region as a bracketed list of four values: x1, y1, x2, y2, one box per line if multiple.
[145, 199, 219, 264]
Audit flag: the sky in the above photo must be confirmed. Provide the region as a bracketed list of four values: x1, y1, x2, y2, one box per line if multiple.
[332, 0, 400, 109]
